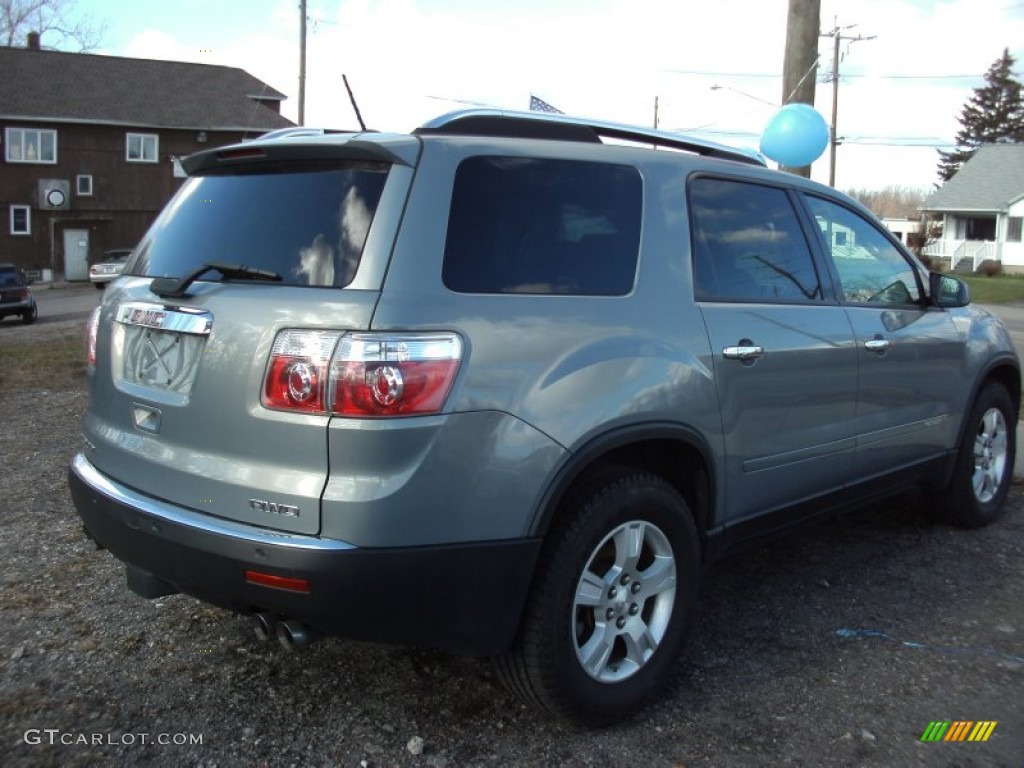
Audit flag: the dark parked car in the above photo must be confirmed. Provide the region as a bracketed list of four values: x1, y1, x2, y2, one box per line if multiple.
[0, 263, 37, 324]
[89, 249, 134, 289]
[70, 110, 1020, 725]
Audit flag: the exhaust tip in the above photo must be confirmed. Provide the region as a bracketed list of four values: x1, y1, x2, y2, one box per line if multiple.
[253, 612, 278, 642]
[276, 619, 311, 651]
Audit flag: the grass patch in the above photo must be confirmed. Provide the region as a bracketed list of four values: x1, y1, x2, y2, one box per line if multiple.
[961, 275, 1024, 304]
[0, 326, 87, 392]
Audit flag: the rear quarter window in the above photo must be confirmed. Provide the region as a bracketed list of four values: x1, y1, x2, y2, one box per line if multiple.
[442, 156, 642, 295]
[128, 161, 389, 288]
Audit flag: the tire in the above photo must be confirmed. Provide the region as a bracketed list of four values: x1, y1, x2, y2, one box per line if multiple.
[494, 468, 700, 726]
[21, 303, 37, 325]
[934, 382, 1016, 528]
[94, 283, 105, 290]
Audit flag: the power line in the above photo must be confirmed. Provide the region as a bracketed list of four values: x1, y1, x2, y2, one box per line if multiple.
[686, 128, 954, 148]
[665, 68, 987, 81]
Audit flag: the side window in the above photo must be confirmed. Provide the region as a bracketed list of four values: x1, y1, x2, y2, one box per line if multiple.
[126, 133, 159, 163]
[442, 156, 642, 296]
[804, 194, 922, 305]
[689, 177, 822, 303]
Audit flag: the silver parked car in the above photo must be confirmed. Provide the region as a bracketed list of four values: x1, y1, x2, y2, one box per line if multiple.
[88, 248, 134, 289]
[70, 110, 1019, 726]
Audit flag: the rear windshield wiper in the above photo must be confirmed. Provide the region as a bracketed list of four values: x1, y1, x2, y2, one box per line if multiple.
[150, 261, 282, 299]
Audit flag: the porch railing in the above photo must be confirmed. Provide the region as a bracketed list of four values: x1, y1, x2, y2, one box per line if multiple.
[922, 239, 996, 272]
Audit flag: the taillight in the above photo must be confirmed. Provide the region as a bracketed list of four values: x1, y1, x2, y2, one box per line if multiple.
[86, 307, 101, 366]
[261, 330, 463, 417]
[330, 333, 463, 416]
[262, 330, 342, 413]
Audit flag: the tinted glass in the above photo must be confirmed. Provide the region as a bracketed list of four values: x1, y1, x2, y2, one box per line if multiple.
[128, 162, 389, 288]
[689, 178, 822, 303]
[804, 194, 921, 305]
[443, 156, 642, 295]
[0, 267, 25, 286]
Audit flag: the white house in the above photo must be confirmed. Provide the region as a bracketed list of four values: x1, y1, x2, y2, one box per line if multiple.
[920, 143, 1024, 273]
[882, 217, 922, 248]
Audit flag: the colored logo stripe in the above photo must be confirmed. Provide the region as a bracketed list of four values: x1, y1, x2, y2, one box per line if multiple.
[920, 721, 997, 742]
[921, 722, 949, 742]
[968, 722, 997, 742]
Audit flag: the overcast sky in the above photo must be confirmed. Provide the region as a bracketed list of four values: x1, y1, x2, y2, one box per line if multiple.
[66, 0, 1024, 191]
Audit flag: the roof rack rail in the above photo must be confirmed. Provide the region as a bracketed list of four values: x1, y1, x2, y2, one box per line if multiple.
[256, 126, 364, 141]
[415, 109, 765, 166]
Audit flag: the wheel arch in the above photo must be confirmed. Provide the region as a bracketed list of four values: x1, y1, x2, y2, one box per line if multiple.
[937, 357, 1020, 489]
[979, 359, 1021, 415]
[956, 358, 1021, 448]
[529, 423, 716, 550]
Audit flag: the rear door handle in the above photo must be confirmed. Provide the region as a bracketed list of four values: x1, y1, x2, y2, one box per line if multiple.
[722, 345, 765, 361]
[864, 338, 891, 353]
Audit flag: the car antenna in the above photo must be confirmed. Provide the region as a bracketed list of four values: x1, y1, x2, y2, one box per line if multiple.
[343, 74, 367, 132]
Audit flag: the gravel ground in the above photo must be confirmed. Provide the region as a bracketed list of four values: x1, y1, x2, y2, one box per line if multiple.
[2, 319, 1022, 767]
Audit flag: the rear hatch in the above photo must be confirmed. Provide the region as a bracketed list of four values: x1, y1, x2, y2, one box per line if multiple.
[83, 133, 420, 535]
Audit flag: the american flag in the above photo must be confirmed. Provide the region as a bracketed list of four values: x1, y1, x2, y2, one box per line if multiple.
[529, 95, 563, 114]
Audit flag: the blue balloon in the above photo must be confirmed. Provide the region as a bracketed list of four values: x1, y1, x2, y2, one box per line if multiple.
[759, 103, 830, 167]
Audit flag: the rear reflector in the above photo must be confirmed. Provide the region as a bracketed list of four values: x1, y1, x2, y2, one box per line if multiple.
[245, 570, 311, 594]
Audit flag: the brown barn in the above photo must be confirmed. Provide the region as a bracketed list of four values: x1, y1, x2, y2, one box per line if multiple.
[0, 38, 293, 280]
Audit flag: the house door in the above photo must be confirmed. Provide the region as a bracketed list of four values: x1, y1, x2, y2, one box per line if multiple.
[63, 229, 89, 281]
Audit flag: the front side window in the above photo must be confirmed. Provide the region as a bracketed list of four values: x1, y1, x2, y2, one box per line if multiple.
[10, 205, 31, 235]
[5, 127, 57, 164]
[128, 161, 389, 288]
[689, 177, 822, 303]
[442, 156, 642, 295]
[804, 195, 922, 305]
[126, 133, 159, 163]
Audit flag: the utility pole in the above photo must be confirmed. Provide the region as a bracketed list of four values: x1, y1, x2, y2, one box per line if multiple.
[781, 0, 821, 177]
[821, 20, 874, 187]
[298, 0, 307, 126]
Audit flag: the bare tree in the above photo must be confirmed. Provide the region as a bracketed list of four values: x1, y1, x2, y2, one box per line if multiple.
[844, 185, 928, 219]
[1, 0, 105, 51]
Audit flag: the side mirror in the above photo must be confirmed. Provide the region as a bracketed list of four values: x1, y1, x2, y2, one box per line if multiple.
[929, 272, 969, 308]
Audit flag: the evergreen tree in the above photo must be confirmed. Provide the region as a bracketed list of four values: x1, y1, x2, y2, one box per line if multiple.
[937, 48, 1024, 182]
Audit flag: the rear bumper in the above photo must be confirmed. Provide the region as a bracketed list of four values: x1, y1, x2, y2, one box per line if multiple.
[69, 452, 541, 655]
[0, 297, 32, 315]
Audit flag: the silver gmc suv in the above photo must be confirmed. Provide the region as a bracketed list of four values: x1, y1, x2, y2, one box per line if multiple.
[70, 109, 1020, 725]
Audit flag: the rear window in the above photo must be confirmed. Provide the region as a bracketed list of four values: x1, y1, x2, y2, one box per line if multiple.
[128, 162, 389, 288]
[442, 156, 642, 295]
[0, 267, 25, 286]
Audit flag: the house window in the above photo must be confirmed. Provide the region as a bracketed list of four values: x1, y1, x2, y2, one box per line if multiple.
[76, 174, 94, 196]
[126, 133, 159, 163]
[10, 206, 31, 235]
[1007, 217, 1023, 243]
[5, 127, 57, 164]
